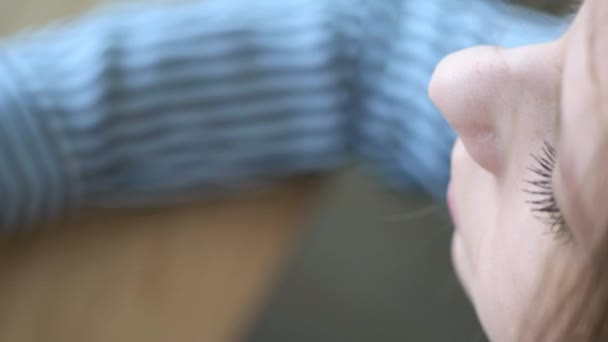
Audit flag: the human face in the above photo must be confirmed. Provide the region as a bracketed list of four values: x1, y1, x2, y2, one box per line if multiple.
[429, 0, 608, 340]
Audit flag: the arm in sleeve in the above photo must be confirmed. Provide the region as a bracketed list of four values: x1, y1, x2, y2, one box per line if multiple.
[0, 0, 358, 230]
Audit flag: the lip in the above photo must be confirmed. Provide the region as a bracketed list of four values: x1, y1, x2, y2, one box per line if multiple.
[447, 180, 458, 227]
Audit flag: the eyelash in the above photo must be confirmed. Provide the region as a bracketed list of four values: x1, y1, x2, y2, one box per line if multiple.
[523, 142, 569, 238]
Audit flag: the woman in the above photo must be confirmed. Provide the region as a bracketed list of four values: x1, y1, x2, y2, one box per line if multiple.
[431, 0, 608, 339]
[0, 0, 565, 230]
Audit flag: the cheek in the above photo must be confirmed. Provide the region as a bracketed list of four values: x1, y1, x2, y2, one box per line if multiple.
[450, 140, 498, 269]
[475, 225, 563, 341]
[449, 144, 517, 339]
[557, 44, 608, 246]
[471, 208, 556, 341]
[451, 142, 562, 340]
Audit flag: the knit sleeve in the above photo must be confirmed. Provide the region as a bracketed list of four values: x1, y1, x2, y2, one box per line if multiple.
[0, 57, 77, 229]
[0, 0, 357, 230]
[0, 0, 568, 230]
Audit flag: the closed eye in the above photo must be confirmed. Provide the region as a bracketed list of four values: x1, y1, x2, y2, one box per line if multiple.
[523, 142, 570, 239]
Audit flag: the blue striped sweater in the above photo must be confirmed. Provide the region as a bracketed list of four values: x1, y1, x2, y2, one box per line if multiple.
[0, 0, 566, 230]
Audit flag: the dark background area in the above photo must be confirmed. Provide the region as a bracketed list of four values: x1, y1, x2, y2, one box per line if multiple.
[249, 171, 487, 341]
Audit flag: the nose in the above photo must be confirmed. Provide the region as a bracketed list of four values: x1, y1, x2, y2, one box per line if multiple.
[429, 45, 511, 174]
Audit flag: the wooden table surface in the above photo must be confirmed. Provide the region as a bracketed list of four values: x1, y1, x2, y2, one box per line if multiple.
[0, 2, 322, 341]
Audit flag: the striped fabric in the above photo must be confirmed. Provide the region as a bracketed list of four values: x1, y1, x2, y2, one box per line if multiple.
[0, 0, 567, 230]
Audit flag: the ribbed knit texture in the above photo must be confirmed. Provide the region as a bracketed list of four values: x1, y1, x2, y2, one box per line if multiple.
[0, 0, 567, 230]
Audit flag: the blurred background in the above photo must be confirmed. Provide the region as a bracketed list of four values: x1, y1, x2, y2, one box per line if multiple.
[248, 169, 485, 341]
[0, 1, 573, 341]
